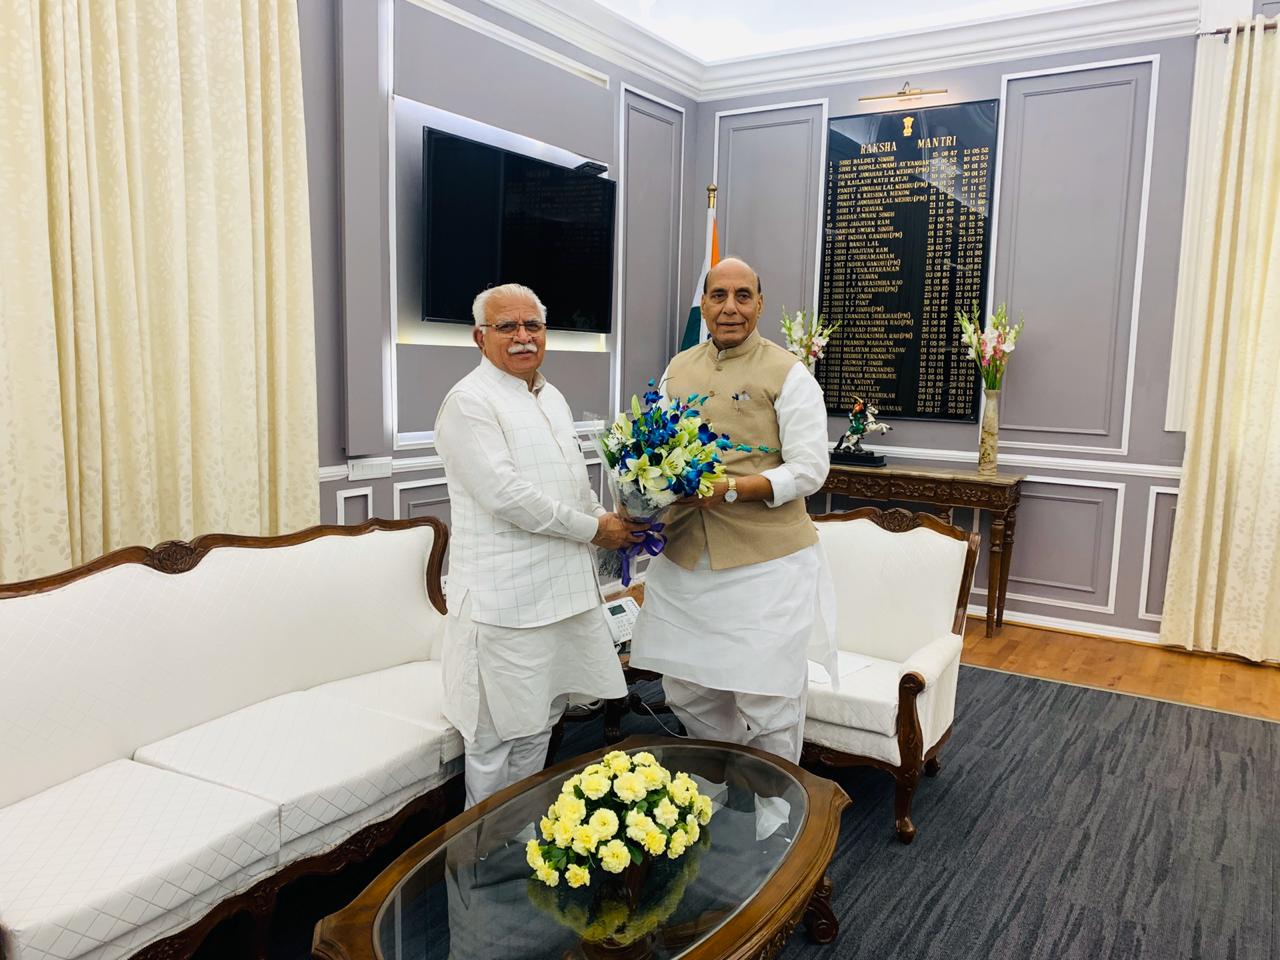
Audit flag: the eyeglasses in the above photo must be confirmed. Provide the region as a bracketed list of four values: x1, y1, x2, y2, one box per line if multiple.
[482, 320, 546, 335]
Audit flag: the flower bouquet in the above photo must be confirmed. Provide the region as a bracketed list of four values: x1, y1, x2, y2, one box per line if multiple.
[591, 383, 769, 585]
[956, 302, 1023, 389]
[525, 749, 713, 892]
[780, 306, 842, 373]
[528, 826, 710, 955]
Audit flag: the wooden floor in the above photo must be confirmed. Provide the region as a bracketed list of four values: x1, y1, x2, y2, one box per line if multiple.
[962, 618, 1280, 723]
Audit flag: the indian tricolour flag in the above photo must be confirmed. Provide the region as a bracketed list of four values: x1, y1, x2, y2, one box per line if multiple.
[679, 187, 720, 351]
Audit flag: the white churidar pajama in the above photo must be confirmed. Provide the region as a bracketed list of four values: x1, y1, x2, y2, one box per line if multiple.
[630, 363, 837, 764]
[435, 357, 626, 807]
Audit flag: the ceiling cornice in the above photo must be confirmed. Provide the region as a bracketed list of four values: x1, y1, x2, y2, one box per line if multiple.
[474, 0, 1199, 102]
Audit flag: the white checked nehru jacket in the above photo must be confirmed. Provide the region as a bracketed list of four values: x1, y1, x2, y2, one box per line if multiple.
[436, 359, 602, 628]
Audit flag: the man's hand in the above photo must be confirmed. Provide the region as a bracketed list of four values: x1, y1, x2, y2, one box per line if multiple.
[688, 482, 727, 510]
[592, 513, 651, 550]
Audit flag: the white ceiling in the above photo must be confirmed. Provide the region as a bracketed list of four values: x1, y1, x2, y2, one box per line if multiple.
[589, 0, 1116, 63]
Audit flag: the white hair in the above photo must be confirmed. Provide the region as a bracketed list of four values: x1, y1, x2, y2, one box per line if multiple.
[472, 283, 547, 328]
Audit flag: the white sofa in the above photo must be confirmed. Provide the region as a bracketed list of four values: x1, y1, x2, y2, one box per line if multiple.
[0, 518, 462, 960]
[804, 507, 979, 844]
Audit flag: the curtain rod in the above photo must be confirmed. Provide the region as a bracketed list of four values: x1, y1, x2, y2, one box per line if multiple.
[1200, 21, 1277, 37]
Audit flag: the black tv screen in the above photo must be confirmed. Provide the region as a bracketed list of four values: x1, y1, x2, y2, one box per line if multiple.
[421, 128, 616, 332]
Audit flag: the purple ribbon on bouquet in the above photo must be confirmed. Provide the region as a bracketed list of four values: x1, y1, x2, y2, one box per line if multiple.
[619, 520, 665, 587]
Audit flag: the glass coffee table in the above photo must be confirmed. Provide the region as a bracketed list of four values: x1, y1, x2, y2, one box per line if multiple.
[313, 737, 848, 959]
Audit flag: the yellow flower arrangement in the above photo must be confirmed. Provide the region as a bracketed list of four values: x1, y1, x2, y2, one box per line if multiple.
[528, 828, 712, 947]
[527, 749, 714, 890]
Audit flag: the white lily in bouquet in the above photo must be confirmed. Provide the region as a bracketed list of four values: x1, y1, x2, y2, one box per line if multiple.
[588, 381, 773, 584]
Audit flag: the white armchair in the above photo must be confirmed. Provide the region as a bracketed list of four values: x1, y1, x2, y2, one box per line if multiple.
[804, 507, 979, 843]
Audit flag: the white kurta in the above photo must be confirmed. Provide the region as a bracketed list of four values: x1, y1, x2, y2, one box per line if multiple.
[435, 358, 626, 743]
[630, 362, 838, 699]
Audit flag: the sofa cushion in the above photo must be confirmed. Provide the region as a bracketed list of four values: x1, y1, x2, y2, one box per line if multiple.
[806, 655, 901, 737]
[0, 524, 445, 808]
[309, 661, 464, 762]
[133, 693, 441, 844]
[0, 760, 278, 960]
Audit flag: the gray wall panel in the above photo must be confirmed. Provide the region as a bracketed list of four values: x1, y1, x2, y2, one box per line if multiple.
[299, 0, 345, 466]
[972, 480, 1121, 611]
[396, 344, 613, 432]
[993, 63, 1152, 449]
[1144, 489, 1178, 618]
[337, 0, 393, 457]
[716, 106, 824, 344]
[394, 0, 612, 164]
[620, 92, 684, 404]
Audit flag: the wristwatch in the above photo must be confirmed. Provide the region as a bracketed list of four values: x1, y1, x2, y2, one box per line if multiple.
[724, 477, 739, 503]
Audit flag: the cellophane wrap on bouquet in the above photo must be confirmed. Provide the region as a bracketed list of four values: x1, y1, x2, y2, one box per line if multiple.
[588, 383, 771, 586]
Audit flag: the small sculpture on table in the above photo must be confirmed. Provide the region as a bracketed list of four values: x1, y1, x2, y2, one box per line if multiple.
[831, 398, 892, 467]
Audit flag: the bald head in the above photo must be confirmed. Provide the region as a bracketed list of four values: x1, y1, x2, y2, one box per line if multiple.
[700, 256, 765, 350]
[703, 257, 762, 296]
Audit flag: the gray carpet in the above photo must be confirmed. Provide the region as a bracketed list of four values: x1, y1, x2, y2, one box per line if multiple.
[265, 666, 1278, 960]
[562, 667, 1279, 960]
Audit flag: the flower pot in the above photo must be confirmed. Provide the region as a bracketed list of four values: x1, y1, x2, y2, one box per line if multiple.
[978, 389, 1000, 475]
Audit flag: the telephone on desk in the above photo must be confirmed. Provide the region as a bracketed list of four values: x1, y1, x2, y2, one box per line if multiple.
[602, 596, 640, 653]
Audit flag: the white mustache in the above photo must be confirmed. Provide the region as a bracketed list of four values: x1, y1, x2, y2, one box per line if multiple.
[507, 343, 538, 355]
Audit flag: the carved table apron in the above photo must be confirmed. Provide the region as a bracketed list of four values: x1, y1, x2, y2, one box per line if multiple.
[821, 463, 1024, 637]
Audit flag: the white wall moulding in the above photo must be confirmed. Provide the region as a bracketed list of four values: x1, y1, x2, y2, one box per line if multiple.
[969, 476, 1126, 615]
[479, 0, 1197, 101]
[404, 0, 611, 89]
[965, 604, 1163, 644]
[393, 477, 450, 520]
[336, 486, 375, 525]
[1139, 485, 1180, 622]
[987, 56, 1159, 458]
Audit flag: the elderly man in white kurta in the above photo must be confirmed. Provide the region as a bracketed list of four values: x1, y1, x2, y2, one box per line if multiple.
[630, 258, 835, 764]
[435, 283, 644, 807]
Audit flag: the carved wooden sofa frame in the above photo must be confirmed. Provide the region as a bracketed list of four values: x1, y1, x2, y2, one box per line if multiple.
[801, 507, 980, 844]
[0, 518, 464, 960]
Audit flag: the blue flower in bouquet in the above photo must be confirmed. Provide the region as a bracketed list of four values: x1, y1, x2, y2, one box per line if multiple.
[590, 381, 777, 585]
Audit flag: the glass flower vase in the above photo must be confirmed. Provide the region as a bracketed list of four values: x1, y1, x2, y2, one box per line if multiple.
[978, 389, 1000, 475]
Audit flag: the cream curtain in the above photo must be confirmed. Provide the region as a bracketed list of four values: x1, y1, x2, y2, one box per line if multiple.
[1160, 17, 1280, 662]
[0, 0, 319, 582]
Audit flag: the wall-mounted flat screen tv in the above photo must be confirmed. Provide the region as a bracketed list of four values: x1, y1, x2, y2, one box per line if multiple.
[421, 128, 616, 333]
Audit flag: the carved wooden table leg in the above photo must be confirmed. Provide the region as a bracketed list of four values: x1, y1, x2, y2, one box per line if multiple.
[997, 504, 1018, 628]
[804, 874, 838, 944]
[985, 515, 1005, 637]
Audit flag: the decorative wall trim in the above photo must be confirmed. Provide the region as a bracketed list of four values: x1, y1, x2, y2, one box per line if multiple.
[832, 441, 1182, 478]
[970, 475, 1125, 614]
[986, 55, 1160, 456]
[1139, 484, 1179, 622]
[393, 477, 450, 520]
[337, 486, 375, 525]
[964, 603, 1162, 644]
[614, 83, 686, 413]
[404, 0, 611, 89]
[319, 464, 349, 483]
[477, 0, 1196, 102]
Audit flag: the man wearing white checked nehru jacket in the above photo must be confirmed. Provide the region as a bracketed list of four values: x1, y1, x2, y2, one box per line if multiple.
[435, 283, 644, 807]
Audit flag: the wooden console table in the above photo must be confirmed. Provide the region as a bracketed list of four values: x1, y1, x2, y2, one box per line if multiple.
[821, 463, 1024, 637]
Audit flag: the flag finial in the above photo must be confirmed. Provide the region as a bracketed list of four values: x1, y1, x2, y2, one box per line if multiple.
[707, 184, 717, 209]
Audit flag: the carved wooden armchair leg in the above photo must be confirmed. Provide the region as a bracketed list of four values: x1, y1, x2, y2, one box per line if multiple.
[924, 756, 942, 777]
[894, 673, 926, 844]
